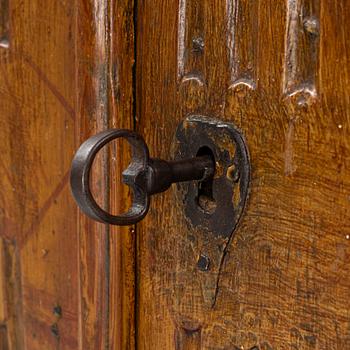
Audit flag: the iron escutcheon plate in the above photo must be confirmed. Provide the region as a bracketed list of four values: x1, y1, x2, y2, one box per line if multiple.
[174, 115, 250, 238]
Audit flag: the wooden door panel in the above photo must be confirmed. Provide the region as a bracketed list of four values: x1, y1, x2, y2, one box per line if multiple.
[0, 1, 78, 348]
[0, 1, 136, 349]
[137, 1, 350, 349]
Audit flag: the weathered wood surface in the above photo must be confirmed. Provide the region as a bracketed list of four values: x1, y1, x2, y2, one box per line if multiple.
[136, 1, 350, 349]
[0, 0, 135, 349]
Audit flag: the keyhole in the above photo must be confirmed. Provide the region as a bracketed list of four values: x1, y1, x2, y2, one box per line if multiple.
[196, 146, 216, 214]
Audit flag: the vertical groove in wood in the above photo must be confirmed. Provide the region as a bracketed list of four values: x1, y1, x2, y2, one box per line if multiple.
[0, 240, 24, 350]
[0, 239, 7, 324]
[0, 0, 9, 48]
[108, 0, 136, 349]
[177, 0, 205, 85]
[284, 0, 320, 103]
[226, 0, 259, 89]
[177, 0, 186, 80]
[75, 1, 110, 349]
[76, 0, 136, 348]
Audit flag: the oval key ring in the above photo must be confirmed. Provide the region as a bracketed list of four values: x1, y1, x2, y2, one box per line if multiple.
[70, 129, 150, 225]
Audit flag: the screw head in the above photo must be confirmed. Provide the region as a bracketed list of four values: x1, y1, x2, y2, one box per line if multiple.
[227, 164, 240, 183]
[197, 254, 210, 271]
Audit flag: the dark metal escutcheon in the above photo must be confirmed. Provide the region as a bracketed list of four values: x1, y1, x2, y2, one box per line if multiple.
[174, 116, 250, 238]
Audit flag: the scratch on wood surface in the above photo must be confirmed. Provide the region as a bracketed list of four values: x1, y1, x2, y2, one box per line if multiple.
[21, 54, 76, 119]
[18, 170, 70, 249]
[285, 118, 297, 176]
[1, 51, 76, 119]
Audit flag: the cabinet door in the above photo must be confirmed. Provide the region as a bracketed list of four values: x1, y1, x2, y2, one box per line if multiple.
[136, 1, 350, 349]
[0, 1, 135, 349]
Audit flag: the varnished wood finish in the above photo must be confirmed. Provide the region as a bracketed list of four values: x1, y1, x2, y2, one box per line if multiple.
[136, 1, 350, 349]
[0, 0, 135, 349]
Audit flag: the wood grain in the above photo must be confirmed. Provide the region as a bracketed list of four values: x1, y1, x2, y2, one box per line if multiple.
[136, 1, 350, 349]
[108, 1, 136, 349]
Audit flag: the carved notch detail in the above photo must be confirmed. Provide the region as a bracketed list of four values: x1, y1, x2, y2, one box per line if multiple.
[284, 0, 320, 103]
[0, 0, 9, 48]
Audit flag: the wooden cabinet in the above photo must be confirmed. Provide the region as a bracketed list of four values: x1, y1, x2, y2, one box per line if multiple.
[0, 1, 349, 349]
